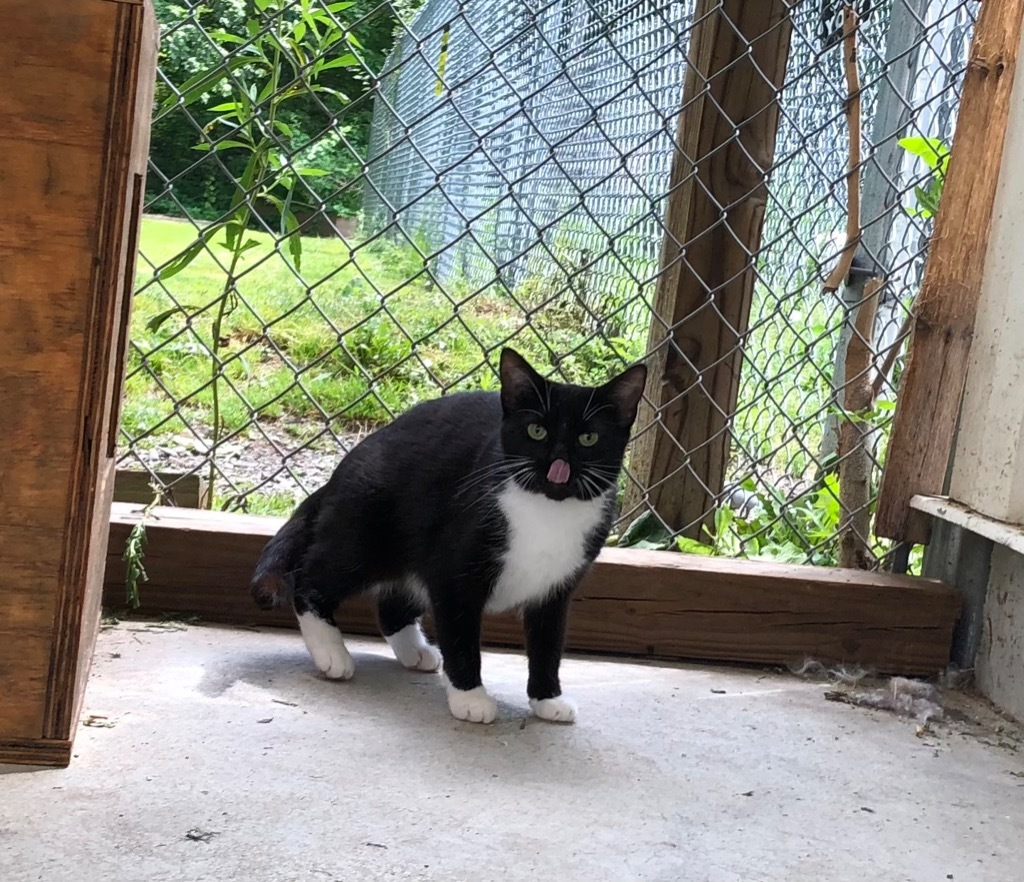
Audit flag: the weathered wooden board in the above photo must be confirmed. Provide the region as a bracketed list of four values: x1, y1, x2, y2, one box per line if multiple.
[624, 0, 794, 539]
[876, 0, 1024, 542]
[105, 505, 961, 676]
[0, 0, 157, 767]
[114, 470, 209, 508]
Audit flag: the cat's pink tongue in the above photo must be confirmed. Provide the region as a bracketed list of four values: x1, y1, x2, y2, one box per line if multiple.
[547, 459, 571, 484]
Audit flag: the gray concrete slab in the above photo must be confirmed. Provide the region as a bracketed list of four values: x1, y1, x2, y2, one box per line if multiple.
[2, 622, 1023, 882]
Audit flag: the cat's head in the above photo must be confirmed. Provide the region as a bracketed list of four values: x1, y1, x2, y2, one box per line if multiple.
[498, 348, 647, 502]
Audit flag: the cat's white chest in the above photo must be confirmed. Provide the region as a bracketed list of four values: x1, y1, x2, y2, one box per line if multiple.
[487, 483, 608, 613]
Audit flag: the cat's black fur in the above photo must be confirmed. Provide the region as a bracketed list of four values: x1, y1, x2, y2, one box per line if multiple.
[251, 348, 646, 717]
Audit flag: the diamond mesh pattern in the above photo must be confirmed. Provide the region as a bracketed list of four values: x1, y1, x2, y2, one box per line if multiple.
[121, 0, 976, 568]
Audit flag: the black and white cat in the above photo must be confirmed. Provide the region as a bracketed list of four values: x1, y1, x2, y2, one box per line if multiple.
[250, 348, 646, 724]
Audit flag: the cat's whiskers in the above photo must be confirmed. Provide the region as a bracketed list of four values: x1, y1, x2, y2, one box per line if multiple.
[457, 457, 523, 484]
[462, 464, 535, 514]
[523, 375, 547, 412]
[582, 387, 596, 422]
[519, 468, 540, 495]
[587, 464, 622, 480]
[456, 479, 521, 514]
[582, 402, 615, 421]
[455, 458, 529, 497]
[577, 473, 604, 501]
[509, 464, 537, 491]
[456, 473, 514, 500]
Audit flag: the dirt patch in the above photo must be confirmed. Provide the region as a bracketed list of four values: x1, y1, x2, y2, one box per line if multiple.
[118, 421, 373, 511]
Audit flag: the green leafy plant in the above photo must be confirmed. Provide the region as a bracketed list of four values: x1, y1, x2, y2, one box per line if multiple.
[615, 474, 844, 566]
[122, 521, 148, 610]
[614, 512, 711, 554]
[707, 475, 842, 566]
[121, 482, 169, 609]
[613, 510, 674, 550]
[149, 0, 397, 220]
[899, 136, 950, 219]
[123, 485, 167, 609]
[151, 0, 358, 505]
[292, 125, 364, 216]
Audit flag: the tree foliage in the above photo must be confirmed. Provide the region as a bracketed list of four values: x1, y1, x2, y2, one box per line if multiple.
[149, 0, 402, 219]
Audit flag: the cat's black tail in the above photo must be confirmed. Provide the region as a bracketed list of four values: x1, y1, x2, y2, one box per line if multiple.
[250, 486, 327, 610]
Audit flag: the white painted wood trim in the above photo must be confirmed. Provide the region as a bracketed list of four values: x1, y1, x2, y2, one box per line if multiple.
[911, 494, 1024, 556]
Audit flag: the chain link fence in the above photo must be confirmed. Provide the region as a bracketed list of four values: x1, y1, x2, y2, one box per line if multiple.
[121, 0, 977, 569]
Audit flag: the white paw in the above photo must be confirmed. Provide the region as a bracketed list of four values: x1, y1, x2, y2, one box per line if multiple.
[297, 612, 355, 680]
[447, 685, 498, 724]
[530, 695, 577, 723]
[385, 623, 442, 672]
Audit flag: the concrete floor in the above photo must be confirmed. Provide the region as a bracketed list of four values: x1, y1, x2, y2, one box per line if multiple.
[2, 624, 1023, 882]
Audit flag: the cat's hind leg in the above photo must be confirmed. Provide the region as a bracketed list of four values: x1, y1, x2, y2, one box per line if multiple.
[295, 604, 355, 681]
[377, 582, 441, 673]
[293, 543, 358, 681]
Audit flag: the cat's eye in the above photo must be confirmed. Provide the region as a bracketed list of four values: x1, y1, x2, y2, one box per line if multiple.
[578, 432, 599, 447]
[527, 423, 548, 441]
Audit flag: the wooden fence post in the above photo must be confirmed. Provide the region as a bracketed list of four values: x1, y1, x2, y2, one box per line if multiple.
[875, 0, 1024, 543]
[623, 0, 794, 539]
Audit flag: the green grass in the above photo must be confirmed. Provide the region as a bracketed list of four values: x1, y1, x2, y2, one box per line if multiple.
[125, 216, 641, 445]
[124, 217, 905, 567]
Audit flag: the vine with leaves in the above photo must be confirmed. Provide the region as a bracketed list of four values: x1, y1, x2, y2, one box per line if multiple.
[150, 0, 359, 507]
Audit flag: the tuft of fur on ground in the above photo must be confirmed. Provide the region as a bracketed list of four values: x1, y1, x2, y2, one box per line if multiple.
[823, 677, 944, 723]
[788, 658, 974, 724]
[789, 657, 873, 688]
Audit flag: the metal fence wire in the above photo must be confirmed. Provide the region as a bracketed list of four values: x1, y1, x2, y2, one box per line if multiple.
[123, 0, 977, 569]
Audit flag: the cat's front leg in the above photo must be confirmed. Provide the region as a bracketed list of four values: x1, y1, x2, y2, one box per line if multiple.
[524, 588, 577, 723]
[433, 592, 497, 724]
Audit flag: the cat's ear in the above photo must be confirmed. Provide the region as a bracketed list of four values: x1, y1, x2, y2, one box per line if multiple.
[601, 363, 647, 428]
[500, 348, 546, 414]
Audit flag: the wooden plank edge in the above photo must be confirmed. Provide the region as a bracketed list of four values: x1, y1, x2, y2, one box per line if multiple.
[107, 504, 961, 594]
[105, 505, 962, 676]
[0, 738, 72, 768]
[114, 470, 208, 508]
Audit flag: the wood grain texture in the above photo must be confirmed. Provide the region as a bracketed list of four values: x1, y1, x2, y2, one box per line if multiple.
[876, 0, 1024, 542]
[0, 739, 73, 768]
[839, 278, 882, 569]
[104, 505, 961, 675]
[623, 1, 794, 539]
[0, 1, 118, 752]
[0, 533, 58, 742]
[47, 0, 158, 745]
[823, 5, 863, 294]
[0, 0, 157, 765]
[114, 470, 209, 508]
[0, 628, 53, 741]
